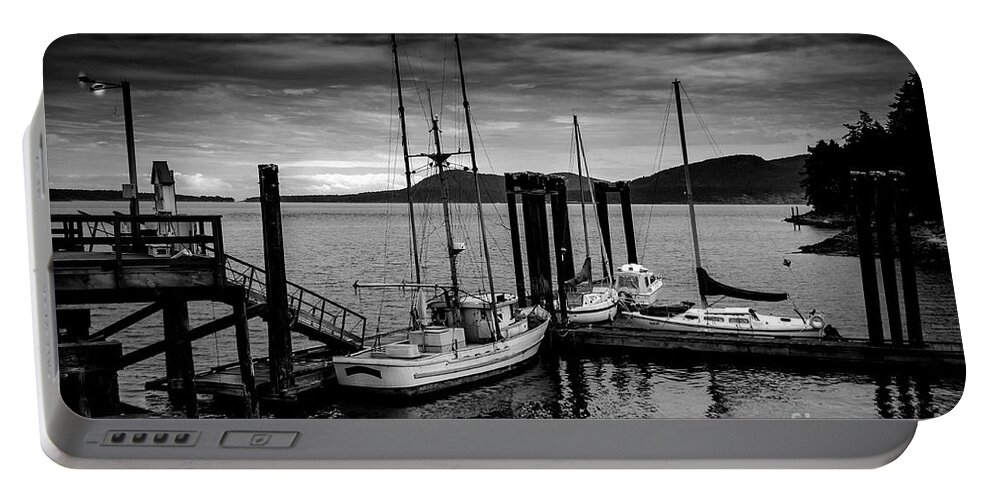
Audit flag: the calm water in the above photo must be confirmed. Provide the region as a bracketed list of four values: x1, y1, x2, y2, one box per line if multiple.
[52, 201, 964, 419]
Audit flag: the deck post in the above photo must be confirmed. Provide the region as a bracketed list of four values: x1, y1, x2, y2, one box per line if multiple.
[230, 289, 259, 418]
[163, 299, 197, 418]
[258, 164, 295, 394]
[892, 172, 924, 346]
[852, 172, 885, 345]
[593, 181, 613, 277]
[874, 174, 904, 345]
[505, 174, 528, 306]
[618, 181, 638, 265]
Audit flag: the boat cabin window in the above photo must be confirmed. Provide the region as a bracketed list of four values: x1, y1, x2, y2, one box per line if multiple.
[729, 317, 750, 324]
[703, 315, 725, 322]
[616, 275, 639, 290]
[684, 315, 698, 321]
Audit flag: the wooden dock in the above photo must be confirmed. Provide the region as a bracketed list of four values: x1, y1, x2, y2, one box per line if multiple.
[52, 204, 377, 418]
[557, 322, 965, 373]
[146, 346, 337, 401]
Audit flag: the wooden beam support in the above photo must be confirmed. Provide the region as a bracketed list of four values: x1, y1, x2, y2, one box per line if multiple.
[231, 292, 259, 418]
[87, 301, 164, 341]
[117, 304, 265, 370]
[163, 299, 197, 417]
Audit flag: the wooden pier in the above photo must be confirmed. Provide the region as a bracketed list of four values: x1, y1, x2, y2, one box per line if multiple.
[52, 164, 375, 418]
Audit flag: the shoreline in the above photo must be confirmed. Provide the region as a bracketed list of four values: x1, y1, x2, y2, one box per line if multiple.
[789, 210, 950, 266]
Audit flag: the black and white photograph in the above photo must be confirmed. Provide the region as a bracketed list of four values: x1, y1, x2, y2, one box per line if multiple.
[42, 33, 964, 420]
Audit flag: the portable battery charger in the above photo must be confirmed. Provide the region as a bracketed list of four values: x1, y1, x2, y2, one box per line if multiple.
[28, 34, 963, 467]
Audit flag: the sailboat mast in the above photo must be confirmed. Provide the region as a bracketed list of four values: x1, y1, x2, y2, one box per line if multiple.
[576, 120, 612, 282]
[391, 35, 422, 285]
[455, 34, 502, 341]
[573, 115, 592, 258]
[428, 92, 461, 320]
[673, 79, 707, 308]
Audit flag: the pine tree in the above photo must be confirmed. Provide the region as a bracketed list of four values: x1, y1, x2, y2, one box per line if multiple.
[887, 73, 941, 219]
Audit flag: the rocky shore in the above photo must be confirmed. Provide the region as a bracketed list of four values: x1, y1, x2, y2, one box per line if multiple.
[789, 211, 950, 267]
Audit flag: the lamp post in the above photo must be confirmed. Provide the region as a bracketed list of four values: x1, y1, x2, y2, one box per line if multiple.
[76, 75, 141, 248]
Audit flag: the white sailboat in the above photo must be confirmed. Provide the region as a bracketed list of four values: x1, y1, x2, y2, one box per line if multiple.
[333, 35, 549, 396]
[561, 115, 619, 324]
[620, 80, 827, 338]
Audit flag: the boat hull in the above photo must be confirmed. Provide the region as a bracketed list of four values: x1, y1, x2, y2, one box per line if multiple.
[567, 300, 618, 324]
[333, 319, 549, 397]
[621, 311, 822, 338]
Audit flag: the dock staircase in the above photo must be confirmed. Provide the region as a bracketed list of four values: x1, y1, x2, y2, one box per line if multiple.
[222, 254, 369, 352]
[64, 211, 371, 352]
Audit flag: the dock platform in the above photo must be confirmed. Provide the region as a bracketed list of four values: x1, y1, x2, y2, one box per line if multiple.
[558, 323, 965, 373]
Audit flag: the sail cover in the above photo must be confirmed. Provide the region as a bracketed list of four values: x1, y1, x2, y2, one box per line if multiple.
[696, 267, 788, 302]
[564, 256, 592, 289]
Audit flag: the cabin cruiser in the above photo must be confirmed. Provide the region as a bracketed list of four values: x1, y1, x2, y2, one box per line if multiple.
[613, 263, 665, 307]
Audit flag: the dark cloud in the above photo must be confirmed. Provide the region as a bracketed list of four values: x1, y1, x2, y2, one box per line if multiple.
[43, 34, 915, 198]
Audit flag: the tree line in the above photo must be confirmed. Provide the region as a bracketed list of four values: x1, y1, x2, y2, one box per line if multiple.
[800, 73, 941, 220]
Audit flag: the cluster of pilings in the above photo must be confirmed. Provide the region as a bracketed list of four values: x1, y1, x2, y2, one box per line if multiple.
[503, 172, 638, 324]
[851, 170, 923, 347]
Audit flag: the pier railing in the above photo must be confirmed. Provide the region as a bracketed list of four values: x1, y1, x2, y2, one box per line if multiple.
[51, 213, 369, 349]
[51, 213, 226, 281]
[221, 254, 369, 349]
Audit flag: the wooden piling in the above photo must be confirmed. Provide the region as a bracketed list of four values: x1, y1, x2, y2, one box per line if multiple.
[874, 175, 904, 345]
[892, 172, 924, 346]
[59, 340, 122, 417]
[258, 164, 295, 394]
[56, 308, 91, 343]
[521, 192, 554, 310]
[505, 174, 528, 306]
[549, 177, 574, 324]
[549, 177, 575, 282]
[230, 289, 259, 418]
[592, 181, 613, 276]
[162, 299, 197, 418]
[618, 181, 637, 265]
[521, 193, 542, 306]
[852, 172, 885, 345]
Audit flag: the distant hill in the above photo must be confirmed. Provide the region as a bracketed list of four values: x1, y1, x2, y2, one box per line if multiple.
[626, 154, 807, 204]
[50, 189, 235, 203]
[244, 154, 808, 204]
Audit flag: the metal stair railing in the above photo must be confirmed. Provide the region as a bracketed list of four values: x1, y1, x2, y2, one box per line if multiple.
[221, 254, 368, 349]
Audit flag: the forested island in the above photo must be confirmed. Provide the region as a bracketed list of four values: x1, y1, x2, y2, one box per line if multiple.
[789, 73, 948, 265]
[50, 189, 235, 203]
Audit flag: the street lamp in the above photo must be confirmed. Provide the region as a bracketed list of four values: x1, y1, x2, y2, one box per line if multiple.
[76, 74, 141, 247]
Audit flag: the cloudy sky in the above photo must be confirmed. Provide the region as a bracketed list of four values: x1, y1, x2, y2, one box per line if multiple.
[43, 34, 915, 199]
